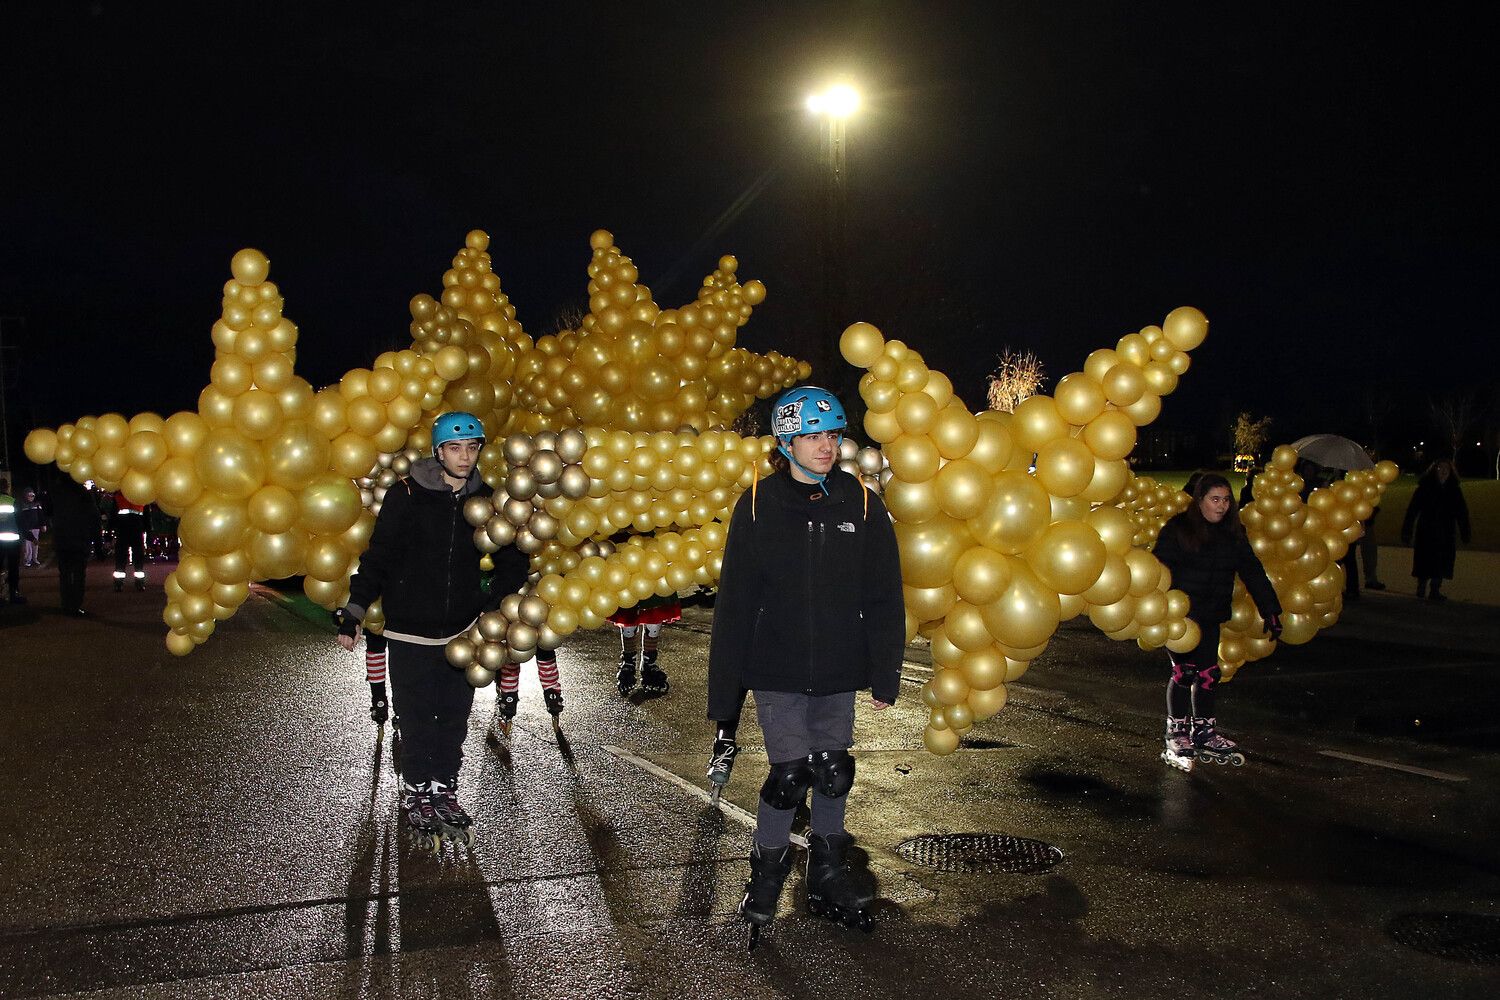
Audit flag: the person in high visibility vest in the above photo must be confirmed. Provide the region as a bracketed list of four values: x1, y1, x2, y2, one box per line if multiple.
[0, 479, 23, 605]
[111, 491, 148, 592]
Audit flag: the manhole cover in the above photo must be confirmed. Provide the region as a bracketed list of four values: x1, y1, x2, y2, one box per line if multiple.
[895, 833, 1063, 873]
[1388, 912, 1500, 965]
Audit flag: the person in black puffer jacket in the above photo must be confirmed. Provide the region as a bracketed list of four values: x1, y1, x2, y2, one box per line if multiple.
[1151, 473, 1281, 771]
[336, 412, 528, 846]
[709, 386, 904, 940]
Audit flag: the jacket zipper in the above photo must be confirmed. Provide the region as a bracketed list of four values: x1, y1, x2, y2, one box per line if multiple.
[444, 490, 458, 625]
[806, 519, 815, 693]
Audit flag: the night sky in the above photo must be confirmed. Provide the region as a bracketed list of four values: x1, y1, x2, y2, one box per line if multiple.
[2, 2, 1493, 468]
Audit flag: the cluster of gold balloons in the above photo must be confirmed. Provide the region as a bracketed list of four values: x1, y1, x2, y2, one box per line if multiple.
[23, 230, 808, 655]
[1219, 446, 1396, 676]
[839, 310, 1212, 755]
[507, 233, 806, 434]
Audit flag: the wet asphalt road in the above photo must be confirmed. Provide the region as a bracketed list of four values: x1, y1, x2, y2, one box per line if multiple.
[1, 562, 1498, 999]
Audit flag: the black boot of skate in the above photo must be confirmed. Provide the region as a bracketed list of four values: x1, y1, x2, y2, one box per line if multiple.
[400, 781, 444, 853]
[639, 649, 669, 696]
[806, 833, 875, 931]
[740, 841, 794, 949]
[370, 682, 389, 728]
[616, 652, 637, 698]
[496, 690, 518, 735]
[429, 778, 474, 846]
[543, 687, 564, 722]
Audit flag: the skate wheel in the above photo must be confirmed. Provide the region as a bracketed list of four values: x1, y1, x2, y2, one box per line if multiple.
[1230, 754, 1245, 767]
[859, 912, 875, 932]
[808, 898, 824, 917]
[709, 785, 722, 806]
[747, 924, 761, 951]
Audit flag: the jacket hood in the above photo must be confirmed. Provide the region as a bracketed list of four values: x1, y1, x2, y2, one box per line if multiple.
[409, 456, 485, 496]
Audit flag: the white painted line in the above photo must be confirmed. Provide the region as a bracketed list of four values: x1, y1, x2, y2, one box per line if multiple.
[1318, 750, 1469, 782]
[602, 744, 809, 848]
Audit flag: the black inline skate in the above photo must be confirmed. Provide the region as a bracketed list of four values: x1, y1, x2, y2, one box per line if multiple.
[1161, 717, 1195, 773]
[739, 841, 793, 950]
[706, 737, 738, 805]
[370, 682, 389, 730]
[1192, 717, 1245, 766]
[616, 655, 637, 698]
[639, 648, 669, 696]
[805, 833, 875, 932]
[496, 690, 518, 736]
[429, 778, 474, 847]
[543, 687, 564, 727]
[400, 781, 445, 853]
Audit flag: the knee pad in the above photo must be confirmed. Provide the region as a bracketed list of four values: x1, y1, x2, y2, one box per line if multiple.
[809, 749, 855, 798]
[1195, 665, 1221, 690]
[1168, 657, 1194, 686]
[760, 758, 813, 810]
[644, 623, 663, 637]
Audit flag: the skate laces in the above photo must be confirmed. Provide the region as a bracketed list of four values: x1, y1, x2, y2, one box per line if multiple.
[710, 740, 738, 768]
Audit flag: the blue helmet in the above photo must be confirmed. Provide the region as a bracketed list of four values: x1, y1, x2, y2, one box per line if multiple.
[771, 386, 846, 445]
[771, 386, 847, 485]
[431, 412, 486, 455]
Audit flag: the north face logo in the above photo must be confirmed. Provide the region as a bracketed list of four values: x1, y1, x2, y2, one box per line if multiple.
[838, 522, 856, 532]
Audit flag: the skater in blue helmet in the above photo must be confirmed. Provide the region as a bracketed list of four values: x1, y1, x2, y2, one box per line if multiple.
[335, 412, 528, 849]
[707, 385, 905, 947]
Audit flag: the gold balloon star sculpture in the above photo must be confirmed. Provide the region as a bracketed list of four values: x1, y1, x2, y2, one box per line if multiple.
[24, 230, 1395, 754]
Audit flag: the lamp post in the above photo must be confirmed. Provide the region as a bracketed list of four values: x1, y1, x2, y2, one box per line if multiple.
[806, 83, 860, 395]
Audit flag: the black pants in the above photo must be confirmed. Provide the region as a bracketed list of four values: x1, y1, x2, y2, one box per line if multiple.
[1166, 620, 1222, 720]
[1, 541, 19, 597]
[387, 638, 475, 785]
[114, 512, 146, 575]
[57, 547, 87, 611]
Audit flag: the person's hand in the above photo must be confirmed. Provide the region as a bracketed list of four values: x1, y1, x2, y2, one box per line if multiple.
[870, 698, 891, 711]
[1265, 614, 1283, 642]
[333, 607, 359, 648]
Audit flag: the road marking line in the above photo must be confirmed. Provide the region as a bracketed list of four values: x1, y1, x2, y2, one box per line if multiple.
[1318, 750, 1468, 782]
[601, 744, 809, 848]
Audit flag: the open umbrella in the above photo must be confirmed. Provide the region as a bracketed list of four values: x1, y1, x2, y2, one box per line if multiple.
[1290, 434, 1374, 470]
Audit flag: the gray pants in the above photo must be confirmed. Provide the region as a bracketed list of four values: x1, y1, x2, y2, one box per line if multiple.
[753, 689, 856, 762]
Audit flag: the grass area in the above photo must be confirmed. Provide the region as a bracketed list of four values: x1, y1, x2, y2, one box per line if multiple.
[1139, 471, 1500, 552]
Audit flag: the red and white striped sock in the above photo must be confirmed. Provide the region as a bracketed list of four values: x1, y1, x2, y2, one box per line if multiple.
[365, 647, 387, 685]
[642, 626, 661, 658]
[500, 661, 521, 694]
[537, 650, 561, 691]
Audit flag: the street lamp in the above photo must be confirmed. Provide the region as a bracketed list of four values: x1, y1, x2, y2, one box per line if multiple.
[806, 82, 860, 395]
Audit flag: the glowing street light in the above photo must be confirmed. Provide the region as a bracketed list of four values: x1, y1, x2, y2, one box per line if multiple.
[806, 83, 861, 119]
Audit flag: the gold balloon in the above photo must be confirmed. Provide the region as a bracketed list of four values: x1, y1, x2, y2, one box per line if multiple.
[299, 476, 362, 535]
[931, 667, 971, 705]
[894, 516, 971, 588]
[248, 485, 298, 534]
[895, 392, 939, 436]
[924, 725, 960, 756]
[980, 563, 1061, 650]
[945, 600, 993, 651]
[886, 434, 941, 482]
[179, 495, 249, 556]
[1162, 306, 1208, 351]
[1026, 520, 1107, 596]
[966, 420, 1013, 474]
[935, 458, 991, 520]
[930, 404, 979, 460]
[967, 683, 1008, 720]
[1053, 372, 1106, 425]
[968, 470, 1049, 554]
[1034, 437, 1095, 498]
[960, 645, 1007, 691]
[330, 432, 378, 480]
[1012, 395, 1069, 452]
[884, 477, 941, 524]
[840, 322, 886, 367]
[1082, 409, 1136, 461]
[1123, 547, 1162, 597]
[194, 428, 265, 500]
[905, 583, 957, 622]
[952, 546, 1012, 606]
[249, 528, 309, 580]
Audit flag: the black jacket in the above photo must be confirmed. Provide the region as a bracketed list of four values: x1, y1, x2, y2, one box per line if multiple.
[707, 468, 905, 721]
[346, 458, 528, 639]
[48, 481, 100, 553]
[1152, 513, 1281, 626]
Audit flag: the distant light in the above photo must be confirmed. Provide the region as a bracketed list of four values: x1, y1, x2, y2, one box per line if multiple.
[807, 83, 861, 119]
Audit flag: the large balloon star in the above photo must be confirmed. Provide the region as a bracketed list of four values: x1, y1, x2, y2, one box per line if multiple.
[24, 230, 1394, 755]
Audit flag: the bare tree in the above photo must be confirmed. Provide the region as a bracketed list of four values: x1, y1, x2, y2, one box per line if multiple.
[986, 349, 1046, 413]
[1231, 412, 1273, 457]
[1429, 388, 1478, 460]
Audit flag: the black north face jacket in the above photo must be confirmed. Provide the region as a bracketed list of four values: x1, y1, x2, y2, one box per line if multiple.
[347, 458, 528, 639]
[1152, 513, 1280, 626]
[707, 467, 905, 721]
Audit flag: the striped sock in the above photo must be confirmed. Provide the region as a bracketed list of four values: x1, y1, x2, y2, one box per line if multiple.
[500, 661, 520, 694]
[537, 650, 560, 691]
[643, 625, 661, 658]
[365, 648, 387, 685]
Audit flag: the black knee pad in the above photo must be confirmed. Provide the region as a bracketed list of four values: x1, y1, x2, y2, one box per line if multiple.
[760, 758, 813, 810]
[809, 749, 855, 798]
